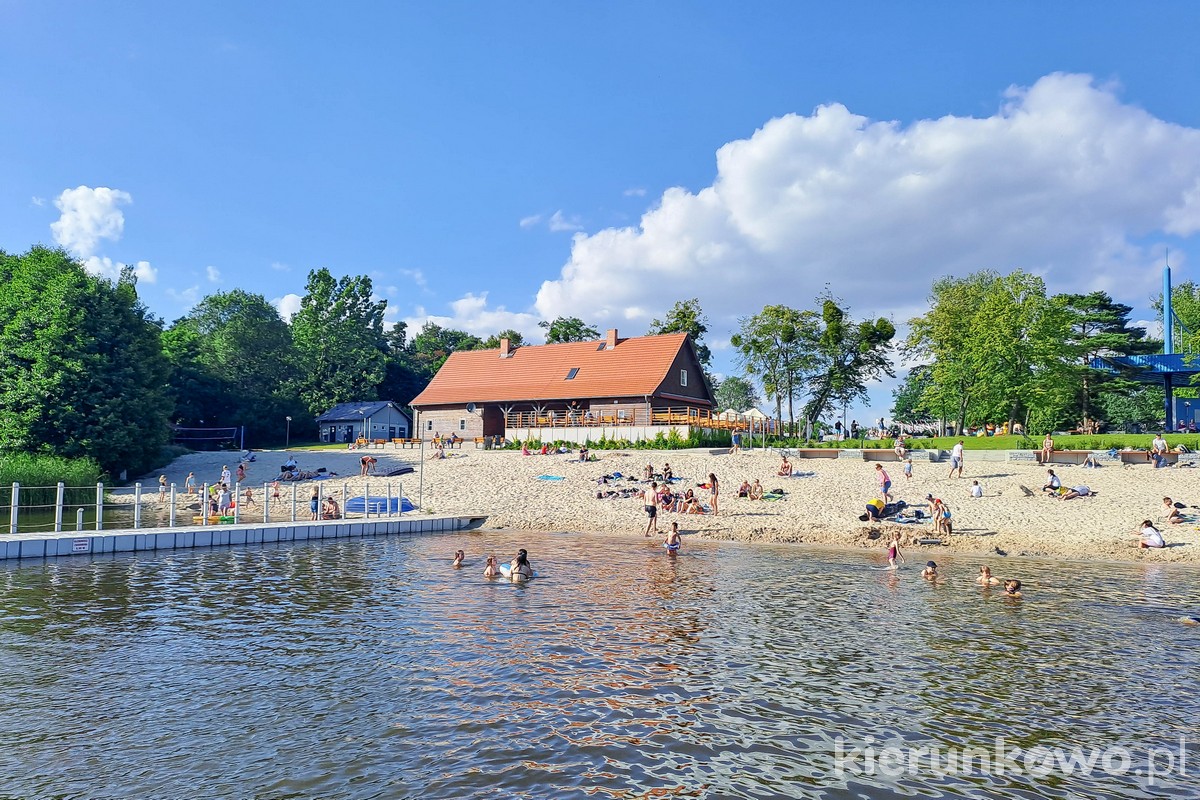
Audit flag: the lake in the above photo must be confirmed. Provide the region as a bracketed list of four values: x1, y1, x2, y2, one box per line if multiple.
[0, 530, 1196, 799]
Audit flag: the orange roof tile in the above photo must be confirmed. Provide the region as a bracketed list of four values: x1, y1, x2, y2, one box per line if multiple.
[411, 332, 711, 407]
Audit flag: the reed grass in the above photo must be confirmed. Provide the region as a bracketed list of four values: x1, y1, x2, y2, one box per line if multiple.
[0, 453, 104, 508]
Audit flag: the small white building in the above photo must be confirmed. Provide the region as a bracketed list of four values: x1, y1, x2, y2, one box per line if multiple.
[315, 401, 412, 444]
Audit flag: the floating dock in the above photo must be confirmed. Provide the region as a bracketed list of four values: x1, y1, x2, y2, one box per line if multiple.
[0, 514, 489, 561]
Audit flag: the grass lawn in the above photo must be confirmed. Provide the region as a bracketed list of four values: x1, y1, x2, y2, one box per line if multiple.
[841, 433, 1200, 451]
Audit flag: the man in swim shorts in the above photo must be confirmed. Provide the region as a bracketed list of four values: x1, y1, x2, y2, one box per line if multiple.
[643, 482, 659, 537]
[948, 440, 965, 478]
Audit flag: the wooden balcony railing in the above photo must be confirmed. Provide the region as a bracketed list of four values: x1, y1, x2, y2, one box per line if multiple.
[503, 407, 772, 432]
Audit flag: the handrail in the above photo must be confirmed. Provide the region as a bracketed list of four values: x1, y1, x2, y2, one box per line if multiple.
[502, 406, 773, 432]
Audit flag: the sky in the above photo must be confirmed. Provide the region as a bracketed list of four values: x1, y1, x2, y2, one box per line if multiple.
[3, 1, 1200, 422]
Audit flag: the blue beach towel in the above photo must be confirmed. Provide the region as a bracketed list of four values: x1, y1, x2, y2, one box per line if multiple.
[538, 475, 566, 481]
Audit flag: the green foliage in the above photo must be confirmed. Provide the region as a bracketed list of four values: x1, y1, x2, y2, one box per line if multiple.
[647, 298, 712, 366]
[406, 322, 482, 377]
[0, 246, 172, 475]
[0, 453, 104, 509]
[714, 376, 760, 412]
[539, 316, 600, 344]
[289, 268, 387, 417]
[891, 366, 936, 425]
[163, 289, 305, 445]
[480, 329, 526, 349]
[730, 305, 818, 429]
[803, 297, 895, 426]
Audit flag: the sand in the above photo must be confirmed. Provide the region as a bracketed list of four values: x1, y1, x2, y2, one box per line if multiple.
[138, 444, 1200, 565]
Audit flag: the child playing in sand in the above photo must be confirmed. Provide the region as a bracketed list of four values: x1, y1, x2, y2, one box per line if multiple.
[271, 481, 281, 502]
[1162, 497, 1184, 524]
[903, 458, 913, 481]
[886, 532, 905, 569]
[1135, 520, 1166, 549]
[969, 480, 983, 498]
[483, 554, 500, 578]
[1004, 579, 1023, 598]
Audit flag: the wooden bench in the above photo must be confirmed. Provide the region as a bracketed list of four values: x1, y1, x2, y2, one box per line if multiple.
[392, 438, 422, 449]
[792, 448, 840, 459]
[371, 439, 387, 448]
[474, 437, 487, 448]
[1037, 450, 1097, 465]
[1117, 450, 1180, 466]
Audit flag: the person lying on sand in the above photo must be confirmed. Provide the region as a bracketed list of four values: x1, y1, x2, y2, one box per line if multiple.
[1058, 486, 1094, 500]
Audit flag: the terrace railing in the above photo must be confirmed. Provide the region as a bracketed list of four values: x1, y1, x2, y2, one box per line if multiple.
[504, 406, 767, 432]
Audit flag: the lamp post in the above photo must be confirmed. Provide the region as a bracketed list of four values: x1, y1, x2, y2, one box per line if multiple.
[285, 416, 292, 449]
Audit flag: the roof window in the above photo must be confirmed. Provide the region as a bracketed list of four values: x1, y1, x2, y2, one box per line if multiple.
[566, 367, 580, 380]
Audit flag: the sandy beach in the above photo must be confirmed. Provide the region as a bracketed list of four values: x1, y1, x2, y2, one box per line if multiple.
[138, 444, 1200, 565]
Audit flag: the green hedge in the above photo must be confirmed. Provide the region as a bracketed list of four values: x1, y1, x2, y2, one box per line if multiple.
[0, 453, 104, 508]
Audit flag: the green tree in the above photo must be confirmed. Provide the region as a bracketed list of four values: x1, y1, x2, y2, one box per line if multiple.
[730, 305, 818, 432]
[647, 298, 712, 367]
[1059, 291, 1157, 428]
[891, 366, 936, 425]
[714, 376, 761, 412]
[480, 329, 526, 349]
[407, 322, 483, 376]
[290, 268, 387, 417]
[539, 316, 600, 343]
[378, 323, 430, 407]
[0, 246, 172, 475]
[803, 298, 895, 430]
[163, 289, 302, 445]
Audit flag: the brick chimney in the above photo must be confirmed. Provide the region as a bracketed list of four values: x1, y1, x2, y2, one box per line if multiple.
[605, 328, 618, 349]
[499, 337, 511, 358]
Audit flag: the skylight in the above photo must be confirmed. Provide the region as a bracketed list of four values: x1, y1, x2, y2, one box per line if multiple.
[565, 368, 579, 380]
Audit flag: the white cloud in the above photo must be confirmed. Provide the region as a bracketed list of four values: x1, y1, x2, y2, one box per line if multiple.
[517, 73, 1200, 334]
[82, 256, 157, 285]
[205, 265, 221, 283]
[31, 196, 45, 207]
[270, 261, 290, 272]
[167, 285, 201, 307]
[623, 187, 647, 197]
[547, 210, 583, 232]
[273, 293, 303, 321]
[50, 186, 132, 257]
[519, 213, 543, 229]
[403, 292, 542, 341]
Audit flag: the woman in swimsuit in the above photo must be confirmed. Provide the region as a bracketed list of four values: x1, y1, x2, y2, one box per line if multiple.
[483, 554, 500, 578]
[886, 532, 905, 569]
[510, 549, 533, 583]
[452, 549, 465, 568]
[976, 565, 1001, 586]
[708, 473, 720, 515]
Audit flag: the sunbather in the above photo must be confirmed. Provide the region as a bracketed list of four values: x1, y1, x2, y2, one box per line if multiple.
[777, 456, 792, 477]
[1163, 497, 1184, 524]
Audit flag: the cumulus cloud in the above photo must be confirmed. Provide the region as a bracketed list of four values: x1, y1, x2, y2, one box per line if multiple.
[402, 292, 541, 340]
[273, 293, 303, 321]
[205, 265, 221, 283]
[51, 186, 132, 257]
[521, 73, 1200, 331]
[82, 256, 157, 285]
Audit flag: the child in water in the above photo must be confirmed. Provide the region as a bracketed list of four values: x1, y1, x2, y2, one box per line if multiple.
[887, 532, 905, 569]
[1004, 579, 1023, 598]
[664, 522, 682, 554]
[976, 565, 1001, 586]
[921, 561, 938, 579]
[483, 554, 500, 578]
[452, 550, 465, 568]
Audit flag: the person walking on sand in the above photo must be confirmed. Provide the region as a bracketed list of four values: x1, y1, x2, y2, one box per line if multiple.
[729, 431, 742, 455]
[158, 475, 168, 503]
[220, 465, 232, 486]
[309, 488, 319, 521]
[708, 473, 720, 515]
[902, 458, 913, 481]
[236, 462, 246, 483]
[242, 486, 255, 508]
[185, 472, 196, 496]
[874, 464, 892, 502]
[948, 441, 965, 478]
[643, 482, 659, 537]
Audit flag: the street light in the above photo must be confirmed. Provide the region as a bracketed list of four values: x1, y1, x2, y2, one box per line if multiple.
[285, 416, 292, 449]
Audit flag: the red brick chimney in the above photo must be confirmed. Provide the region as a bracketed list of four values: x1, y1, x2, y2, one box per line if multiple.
[606, 328, 618, 349]
[499, 337, 510, 358]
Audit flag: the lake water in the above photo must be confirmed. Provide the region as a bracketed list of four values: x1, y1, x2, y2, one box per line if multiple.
[0, 530, 1197, 799]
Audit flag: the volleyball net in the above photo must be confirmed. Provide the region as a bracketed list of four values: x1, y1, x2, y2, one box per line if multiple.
[172, 426, 240, 450]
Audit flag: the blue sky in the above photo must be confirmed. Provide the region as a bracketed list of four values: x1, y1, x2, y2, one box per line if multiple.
[3, 1, 1200, 422]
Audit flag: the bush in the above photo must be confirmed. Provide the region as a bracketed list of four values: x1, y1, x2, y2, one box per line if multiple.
[0, 453, 104, 509]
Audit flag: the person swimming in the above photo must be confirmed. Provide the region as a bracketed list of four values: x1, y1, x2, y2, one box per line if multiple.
[509, 549, 533, 583]
[976, 565, 1001, 586]
[452, 549, 465, 568]
[921, 560, 938, 579]
[1004, 579, 1023, 598]
[483, 554, 500, 578]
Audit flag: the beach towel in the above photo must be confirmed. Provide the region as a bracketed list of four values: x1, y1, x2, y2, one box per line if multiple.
[788, 471, 817, 478]
[538, 475, 566, 481]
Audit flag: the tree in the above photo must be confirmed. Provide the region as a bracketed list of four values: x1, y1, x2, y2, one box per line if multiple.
[377, 323, 428, 408]
[539, 316, 600, 344]
[1059, 291, 1157, 428]
[647, 298, 712, 367]
[714, 376, 761, 412]
[163, 289, 302, 444]
[730, 305, 818, 432]
[891, 366, 936, 426]
[407, 322, 482, 376]
[802, 298, 895, 430]
[480, 329, 527, 349]
[0, 246, 172, 475]
[289, 268, 388, 417]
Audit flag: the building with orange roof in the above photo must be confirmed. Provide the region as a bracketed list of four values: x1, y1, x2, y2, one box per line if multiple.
[410, 328, 716, 443]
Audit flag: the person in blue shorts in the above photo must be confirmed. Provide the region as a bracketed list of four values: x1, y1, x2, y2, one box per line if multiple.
[664, 522, 682, 554]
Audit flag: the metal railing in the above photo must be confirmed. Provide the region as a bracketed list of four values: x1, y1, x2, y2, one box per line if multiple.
[2, 480, 408, 535]
[504, 406, 775, 432]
